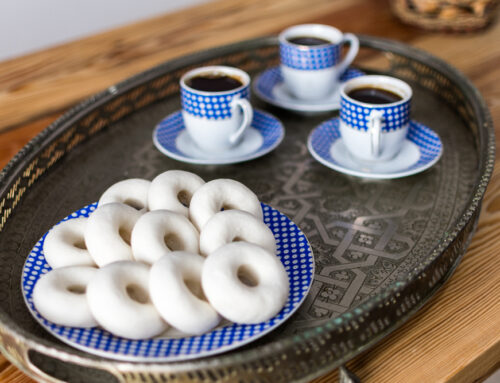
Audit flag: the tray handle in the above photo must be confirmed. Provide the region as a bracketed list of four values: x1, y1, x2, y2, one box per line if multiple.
[24, 349, 69, 383]
[0, 329, 125, 383]
[340, 365, 361, 383]
[25, 345, 128, 383]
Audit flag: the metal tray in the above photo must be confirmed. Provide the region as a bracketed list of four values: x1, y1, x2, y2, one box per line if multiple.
[0, 36, 494, 382]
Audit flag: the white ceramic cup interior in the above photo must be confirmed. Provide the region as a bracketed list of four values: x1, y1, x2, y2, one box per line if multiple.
[280, 24, 344, 45]
[341, 76, 412, 104]
[180, 66, 250, 93]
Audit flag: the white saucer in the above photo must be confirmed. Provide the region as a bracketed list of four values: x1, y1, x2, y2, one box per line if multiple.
[307, 118, 443, 179]
[153, 110, 284, 165]
[253, 66, 364, 113]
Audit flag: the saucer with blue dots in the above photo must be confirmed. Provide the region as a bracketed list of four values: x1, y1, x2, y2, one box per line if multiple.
[307, 117, 443, 179]
[153, 109, 284, 165]
[253, 67, 364, 113]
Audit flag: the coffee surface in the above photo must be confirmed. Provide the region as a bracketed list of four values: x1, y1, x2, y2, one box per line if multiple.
[347, 87, 403, 104]
[288, 36, 331, 46]
[187, 74, 243, 92]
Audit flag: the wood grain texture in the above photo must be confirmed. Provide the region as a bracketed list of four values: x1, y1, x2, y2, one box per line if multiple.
[0, 355, 33, 383]
[0, 0, 426, 134]
[0, 0, 366, 132]
[0, 0, 499, 382]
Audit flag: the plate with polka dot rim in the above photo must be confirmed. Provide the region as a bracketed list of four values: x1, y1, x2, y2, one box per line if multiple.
[21, 202, 314, 362]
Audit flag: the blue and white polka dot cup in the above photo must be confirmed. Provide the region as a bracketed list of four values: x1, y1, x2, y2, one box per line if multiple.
[181, 66, 253, 153]
[279, 24, 359, 101]
[340, 75, 412, 162]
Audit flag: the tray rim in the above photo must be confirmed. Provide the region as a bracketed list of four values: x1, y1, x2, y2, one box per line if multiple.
[0, 35, 495, 380]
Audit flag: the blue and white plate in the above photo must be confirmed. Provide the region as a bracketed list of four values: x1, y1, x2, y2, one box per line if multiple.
[153, 109, 284, 165]
[253, 66, 364, 113]
[307, 118, 443, 179]
[22, 203, 314, 362]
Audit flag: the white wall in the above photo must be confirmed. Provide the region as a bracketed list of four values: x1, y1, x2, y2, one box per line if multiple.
[0, 0, 210, 61]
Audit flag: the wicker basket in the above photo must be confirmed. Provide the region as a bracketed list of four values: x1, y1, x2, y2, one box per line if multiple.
[391, 0, 500, 32]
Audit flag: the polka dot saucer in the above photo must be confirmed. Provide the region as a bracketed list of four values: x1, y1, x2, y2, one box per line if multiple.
[153, 109, 284, 165]
[253, 66, 364, 113]
[307, 117, 443, 179]
[21, 203, 314, 362]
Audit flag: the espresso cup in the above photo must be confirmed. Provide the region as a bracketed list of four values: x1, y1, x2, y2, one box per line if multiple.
[180, 66, 253, 153]
[339, 75, 412, 162]
[279, 24, 359, 101]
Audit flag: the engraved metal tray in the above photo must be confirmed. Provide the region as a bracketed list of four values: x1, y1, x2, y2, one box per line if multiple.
[0, 36, 494, 382]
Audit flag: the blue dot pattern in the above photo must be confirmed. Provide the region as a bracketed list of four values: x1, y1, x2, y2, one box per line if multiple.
[340, 95, 410, 132]
[155, 109, 284, 159]
[155, 111, 185, 157]
[22, 203, 314, 362]
[181, 85, 250, 120]
[309, 118, 442, 171]
[280, 41, 341, 70]
[406, 120, 443, 171]
[256, 67, 365, 101]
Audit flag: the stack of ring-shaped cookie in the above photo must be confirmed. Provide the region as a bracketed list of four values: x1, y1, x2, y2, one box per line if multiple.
[85, 203, 143, 267]
[87, 261, 167, 339]
[148, 170, 205, 216]
[99, 178, 151, 211]
[131, 210, 199, 264]
[32, 266, 98, 328]
[43, 218, 96, 269]
[33, 170, 291, 340]
[199, 210, 276, 256]
[150, 251, 220, 335]
[202, 242, 289, 324]
[189, 178, 263, 231]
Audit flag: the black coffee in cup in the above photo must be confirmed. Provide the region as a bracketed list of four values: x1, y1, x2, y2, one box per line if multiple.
[347, 87, 403, 104]
[287, 36, 331, 46]
[186, 73, 243, 92]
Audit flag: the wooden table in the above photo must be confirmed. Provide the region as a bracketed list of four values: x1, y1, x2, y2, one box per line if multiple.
[0, 0, 498, 382]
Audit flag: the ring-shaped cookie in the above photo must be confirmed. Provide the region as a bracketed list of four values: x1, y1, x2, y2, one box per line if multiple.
[32, 266, 98, 328]
[200, 210, 276, 256]
[86, 261, 167, 339]
[202, 242, 289, 324]
[150, 252, 220, 335]
[99, 178, 151, 211]
[148, 170, 205, 217]
[131, 210, 199, 264]
[85, 203, 142, 267]
[43, 217, 96, 269]
[189, 179, 263, 231]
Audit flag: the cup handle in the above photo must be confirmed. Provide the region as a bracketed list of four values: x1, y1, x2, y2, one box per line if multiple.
[229, 98, 253, 144]
[368, 110, 384, 158]
[337, 33, 359, 78]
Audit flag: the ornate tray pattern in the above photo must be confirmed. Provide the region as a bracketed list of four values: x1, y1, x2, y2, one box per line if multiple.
[0, 36, 494, 382]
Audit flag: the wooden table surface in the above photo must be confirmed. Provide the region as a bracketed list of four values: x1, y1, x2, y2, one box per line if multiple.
[0, 0, 499, 382]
